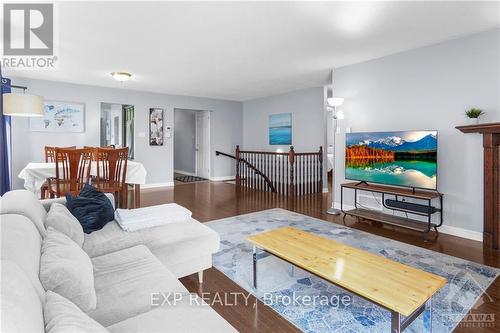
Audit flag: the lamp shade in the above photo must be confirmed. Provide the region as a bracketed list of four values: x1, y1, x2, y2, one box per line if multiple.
[327, 97, 344, 107]
[3, 93, 44, 117]
[336, 109, 345, 120]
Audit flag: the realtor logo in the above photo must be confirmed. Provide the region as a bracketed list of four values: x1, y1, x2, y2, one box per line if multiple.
[3, 3, 53, 55]
[1, 3, 57, 69]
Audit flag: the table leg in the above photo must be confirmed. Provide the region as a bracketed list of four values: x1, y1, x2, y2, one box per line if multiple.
[134, 184, 141, 208]
[427, 298, 432, 333]
[122, 185, 128, 208]
[253, 245, 257, 289]
[391, 311, 401, 333]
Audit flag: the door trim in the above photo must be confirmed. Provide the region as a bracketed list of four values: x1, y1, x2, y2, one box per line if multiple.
[195, 110, 211, 179]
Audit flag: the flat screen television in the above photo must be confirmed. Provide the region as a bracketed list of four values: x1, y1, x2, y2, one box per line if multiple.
[345, 130, 438, 190]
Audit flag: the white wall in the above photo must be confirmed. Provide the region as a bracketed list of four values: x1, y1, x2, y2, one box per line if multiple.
[242, 87, 326, 152]
[10, 78, 242, 188]
[174, 109, 196, 174]
[334, 28, 500, 235]
[242, 86, 328, 189]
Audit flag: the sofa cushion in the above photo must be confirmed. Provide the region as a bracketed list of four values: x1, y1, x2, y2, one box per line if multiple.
[0, 189, 48, 236]
[1, 260, 45, 333]
[0, 214, 45, 298]
[45, 203, 84, 247]
[86, 245, 187, 326]
[44, 291, 108, 333]
[66, 184, 115, 234]
[40, 227, 97, 312]
[106, 297, 237, 333]
[83, 219, 220, 274]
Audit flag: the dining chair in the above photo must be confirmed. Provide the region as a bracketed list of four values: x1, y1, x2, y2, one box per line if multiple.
[41, 146, 76, 199]
[93, 147, 129, 208]
[48, 148, 92, 198]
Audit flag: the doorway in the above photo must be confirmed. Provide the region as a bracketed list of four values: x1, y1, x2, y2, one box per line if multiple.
[174, 109, 211, 183]
[100, 102, 135, 159]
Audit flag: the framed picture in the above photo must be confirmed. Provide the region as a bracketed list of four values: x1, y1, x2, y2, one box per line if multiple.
[269, 113, 292, 145]
[149, 108, 164, 146]
[29, 100, 85, 132]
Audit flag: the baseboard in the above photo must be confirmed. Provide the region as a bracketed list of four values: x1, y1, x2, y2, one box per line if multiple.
[332, 202, 482, 242]
[141, 182, 175, 189]
[209, 176, 235, 182]
[174, 169, 196, 176]
[438, 225, 483, 242]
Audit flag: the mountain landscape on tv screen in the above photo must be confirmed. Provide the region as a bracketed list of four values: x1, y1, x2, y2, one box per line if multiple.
[345, 131, 437, 189]
[357, 134, 437, 153]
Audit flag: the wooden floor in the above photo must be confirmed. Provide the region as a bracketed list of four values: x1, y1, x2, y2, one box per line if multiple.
[140, 181, 499, 333]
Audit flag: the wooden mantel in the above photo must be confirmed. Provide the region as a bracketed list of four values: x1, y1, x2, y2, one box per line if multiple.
[456, 122, 500, 249]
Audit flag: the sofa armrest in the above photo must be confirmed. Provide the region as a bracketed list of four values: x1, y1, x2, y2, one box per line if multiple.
[40, 193, 115, 211]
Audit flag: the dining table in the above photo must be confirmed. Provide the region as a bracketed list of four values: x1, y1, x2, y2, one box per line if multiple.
[18, 160, 147, 208]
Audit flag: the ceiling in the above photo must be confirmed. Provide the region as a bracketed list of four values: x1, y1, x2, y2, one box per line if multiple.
[5, 1, 500, 101]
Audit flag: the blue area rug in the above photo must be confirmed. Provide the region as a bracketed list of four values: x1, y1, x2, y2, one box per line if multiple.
[206, 209, 499, 333]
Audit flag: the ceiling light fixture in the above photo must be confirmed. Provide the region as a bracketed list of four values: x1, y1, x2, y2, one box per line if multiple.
[111, 72, 132, 82]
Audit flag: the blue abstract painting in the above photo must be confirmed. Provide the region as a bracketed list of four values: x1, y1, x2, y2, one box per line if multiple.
[269, 113, 292, 145]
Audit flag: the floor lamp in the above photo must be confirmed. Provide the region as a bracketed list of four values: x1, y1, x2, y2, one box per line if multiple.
[326, 97, 344, 215]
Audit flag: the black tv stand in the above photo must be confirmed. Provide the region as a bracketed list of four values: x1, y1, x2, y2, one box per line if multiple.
[340, 182, 443, 240]
[355, 181, 369, 186]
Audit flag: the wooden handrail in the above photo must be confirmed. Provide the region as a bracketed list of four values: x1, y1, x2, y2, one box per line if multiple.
[216, 150, 276, 192]
[239, 150, 290, 156]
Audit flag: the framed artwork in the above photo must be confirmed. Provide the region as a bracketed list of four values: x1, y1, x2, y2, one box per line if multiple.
[269, 113, 292, 145]
[29, 100, 85, 132]
[149, 108, 164, 146]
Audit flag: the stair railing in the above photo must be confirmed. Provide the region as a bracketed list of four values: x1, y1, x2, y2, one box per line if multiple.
[216, 145, 323, 197]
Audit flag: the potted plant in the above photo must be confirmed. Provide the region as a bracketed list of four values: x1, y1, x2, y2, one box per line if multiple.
[465, 108, 485, 124]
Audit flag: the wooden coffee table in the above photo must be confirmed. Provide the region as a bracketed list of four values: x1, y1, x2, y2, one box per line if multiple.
[246, 227, 447, 333]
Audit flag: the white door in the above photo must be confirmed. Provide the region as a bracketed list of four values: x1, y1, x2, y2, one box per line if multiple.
[195, 111, 211, 179]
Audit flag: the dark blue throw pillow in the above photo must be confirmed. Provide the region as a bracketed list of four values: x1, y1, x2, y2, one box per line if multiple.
[66, 184, 115, 234]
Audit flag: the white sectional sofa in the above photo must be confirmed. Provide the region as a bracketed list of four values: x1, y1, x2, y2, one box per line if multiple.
[0, 190, 236, 333]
